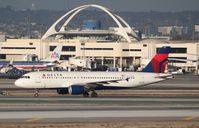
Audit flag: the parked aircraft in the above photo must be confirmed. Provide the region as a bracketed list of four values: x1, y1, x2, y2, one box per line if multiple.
[15, 46, 172, 97]
[0, 44, 62, 70]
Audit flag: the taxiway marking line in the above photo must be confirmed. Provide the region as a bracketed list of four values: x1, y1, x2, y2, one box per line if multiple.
[25, 118, 43, 122]
[183, 116, 198, 121]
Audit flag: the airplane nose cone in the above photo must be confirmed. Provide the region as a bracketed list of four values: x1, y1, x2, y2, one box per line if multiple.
[15, 79, 23, 88]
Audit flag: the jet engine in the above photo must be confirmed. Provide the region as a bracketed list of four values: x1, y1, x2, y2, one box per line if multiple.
[68, 85, 85, 95]
[57, 88, 69, 94]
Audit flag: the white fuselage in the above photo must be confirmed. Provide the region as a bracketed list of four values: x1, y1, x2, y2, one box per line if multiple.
[15, 71, 169, 89]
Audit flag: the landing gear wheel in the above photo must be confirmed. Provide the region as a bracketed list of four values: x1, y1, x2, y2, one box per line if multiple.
[34, 93, 39, 97]
[91, 91, 98, 97]
[34, 89, 39, 97]
[83, 92, 89, 97]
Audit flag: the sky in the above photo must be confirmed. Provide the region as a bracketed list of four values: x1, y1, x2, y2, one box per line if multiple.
[0, 0, 199, 12]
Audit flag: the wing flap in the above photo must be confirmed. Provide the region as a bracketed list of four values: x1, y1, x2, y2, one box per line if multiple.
[71, 78, 128, 91]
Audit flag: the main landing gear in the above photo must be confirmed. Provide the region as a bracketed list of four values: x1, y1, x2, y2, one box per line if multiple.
[83, 91, 98, 97]
[91, 91, 98, 97]
[83, 92, 89, 97]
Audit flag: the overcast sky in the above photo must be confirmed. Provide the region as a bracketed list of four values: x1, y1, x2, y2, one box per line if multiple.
[0, 0, 199, 12]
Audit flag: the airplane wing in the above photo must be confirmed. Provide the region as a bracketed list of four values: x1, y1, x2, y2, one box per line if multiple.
[89, 79, 127, 84]
[75, 78, 129, 91]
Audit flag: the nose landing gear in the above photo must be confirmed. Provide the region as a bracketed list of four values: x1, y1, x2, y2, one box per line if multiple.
[34, 89, 39, 97]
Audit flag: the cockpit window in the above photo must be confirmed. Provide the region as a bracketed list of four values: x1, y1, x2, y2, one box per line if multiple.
[21, 76, 30, 79]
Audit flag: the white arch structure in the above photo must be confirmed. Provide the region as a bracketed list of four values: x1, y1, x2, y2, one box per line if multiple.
[42, 4, 140, 42]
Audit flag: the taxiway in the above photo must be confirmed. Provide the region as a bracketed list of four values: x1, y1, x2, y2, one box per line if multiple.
[0, 74, 199, 123]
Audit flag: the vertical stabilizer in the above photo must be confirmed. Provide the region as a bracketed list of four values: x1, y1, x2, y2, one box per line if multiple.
[42, 44, 62, 62]
[142, 46, 171, 73]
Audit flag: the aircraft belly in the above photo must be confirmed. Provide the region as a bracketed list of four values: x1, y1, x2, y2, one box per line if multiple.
[43, 79, 64, 88]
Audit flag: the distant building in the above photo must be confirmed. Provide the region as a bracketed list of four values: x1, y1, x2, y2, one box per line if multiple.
[195, 25, 199, 32]
[143, 23, 156, 37]
[194, 25, 199, 40]
[158, 27, 172, 35]
[158, 26, 188, 36]
[0, 33, 6, 42]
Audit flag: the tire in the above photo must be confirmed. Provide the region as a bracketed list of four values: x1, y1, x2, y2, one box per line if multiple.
[83, 92, 89, 97]
[34, 93, 39, 97]
[91, 92, 98, 97]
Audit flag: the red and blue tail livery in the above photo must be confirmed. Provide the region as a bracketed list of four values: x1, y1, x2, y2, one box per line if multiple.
[142, 46, 171, 73]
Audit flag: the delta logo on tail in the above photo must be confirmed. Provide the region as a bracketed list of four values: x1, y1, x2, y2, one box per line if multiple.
[142, 46, 171, 73]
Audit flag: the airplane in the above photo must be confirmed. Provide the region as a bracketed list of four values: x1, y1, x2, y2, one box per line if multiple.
[15, 46, 172, 97]
[0, 44, 62, 71]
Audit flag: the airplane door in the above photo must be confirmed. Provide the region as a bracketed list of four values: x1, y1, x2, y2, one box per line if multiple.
[34, 75, 45, 88]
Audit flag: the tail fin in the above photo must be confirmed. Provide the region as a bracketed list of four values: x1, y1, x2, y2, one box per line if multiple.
[142, 46, 171, 73]
[7, 67, 26, 75]
[8, 59, 14, 66]
[42, 44, 62, 62]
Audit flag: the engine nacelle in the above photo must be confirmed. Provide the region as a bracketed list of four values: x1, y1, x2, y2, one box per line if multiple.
[68, 85, 85, 95]
[57, 88, 69, 94]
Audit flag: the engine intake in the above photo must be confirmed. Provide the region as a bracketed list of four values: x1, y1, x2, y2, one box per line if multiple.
[68, 85, 85, 95]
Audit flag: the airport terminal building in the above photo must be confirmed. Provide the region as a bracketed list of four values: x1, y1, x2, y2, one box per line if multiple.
[0, 38, 199, 71]
[0, 4, 199, 72]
